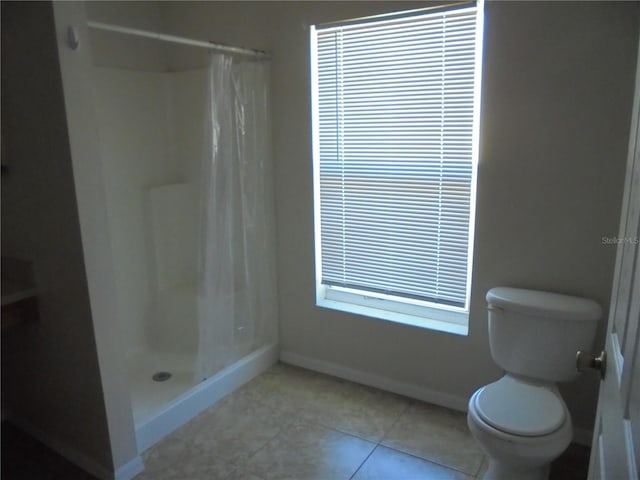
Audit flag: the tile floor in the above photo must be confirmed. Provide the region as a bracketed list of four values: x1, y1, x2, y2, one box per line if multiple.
[1, 362, 590, 480]
[133, 362, 589, 480]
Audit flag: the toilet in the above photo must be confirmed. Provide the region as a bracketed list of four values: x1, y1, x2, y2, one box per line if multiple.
[467, 287, 601, 480]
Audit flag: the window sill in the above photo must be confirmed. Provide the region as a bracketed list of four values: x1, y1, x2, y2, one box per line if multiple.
[316, 297, 469, 336]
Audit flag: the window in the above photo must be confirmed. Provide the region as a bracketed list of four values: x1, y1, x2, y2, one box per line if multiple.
[311, 2, 484, 335]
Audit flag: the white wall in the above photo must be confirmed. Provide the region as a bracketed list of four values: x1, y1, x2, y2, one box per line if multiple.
[471, 1, 638, 431]
[0, 2, 124, 476]
[160, 0, 639, 434]
[86, 1, 168, 72]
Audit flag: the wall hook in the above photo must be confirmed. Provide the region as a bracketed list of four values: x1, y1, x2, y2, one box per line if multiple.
[67, 26, 79, 50]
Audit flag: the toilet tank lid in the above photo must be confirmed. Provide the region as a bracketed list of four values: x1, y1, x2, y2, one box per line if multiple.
[486, 287, 602, 321]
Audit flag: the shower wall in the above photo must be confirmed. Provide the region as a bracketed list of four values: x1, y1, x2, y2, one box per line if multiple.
[86, 1, 167, 72]
[92, 66, 208, 359]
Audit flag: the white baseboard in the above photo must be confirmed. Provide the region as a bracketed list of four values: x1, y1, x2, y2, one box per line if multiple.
[136, 343, 279, 453]
[279, 350, 469, 412]
[115, 456, 145, 480]
[3, 411, 143, 480]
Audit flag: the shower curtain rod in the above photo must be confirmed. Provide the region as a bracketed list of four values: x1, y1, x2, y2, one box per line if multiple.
[87, 21, 270, 59]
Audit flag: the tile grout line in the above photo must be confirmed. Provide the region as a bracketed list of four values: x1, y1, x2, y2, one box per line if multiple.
[346, 399, 413, 480]
[233, 365, 481, 479]
[376, 443, 478, 479]
[473, 456, 487, 478]
[377, 397, 412, 446]
[348, 444, 379, 480]
[221, 394, 302, 480]
[376, 400, 484, 478]
[244, 365, 416, 446]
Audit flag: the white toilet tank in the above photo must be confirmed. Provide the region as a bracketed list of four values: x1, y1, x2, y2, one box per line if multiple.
[486, 287, 602, 382]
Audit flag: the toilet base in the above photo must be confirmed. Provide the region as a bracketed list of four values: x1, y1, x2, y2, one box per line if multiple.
[482, 460, 550, 480]
[467, 385, 572, 480]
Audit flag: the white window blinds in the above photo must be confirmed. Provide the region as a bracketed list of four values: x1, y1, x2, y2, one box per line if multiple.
[312, 4, 481, 311]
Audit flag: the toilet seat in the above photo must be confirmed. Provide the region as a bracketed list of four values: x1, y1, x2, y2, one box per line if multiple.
[473, 376, 565, 437]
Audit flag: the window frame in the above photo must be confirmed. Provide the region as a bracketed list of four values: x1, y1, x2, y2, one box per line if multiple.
[310, 2, 484, 335]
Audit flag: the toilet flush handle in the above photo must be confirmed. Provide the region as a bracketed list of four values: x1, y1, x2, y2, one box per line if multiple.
[576, 350, 607, 380]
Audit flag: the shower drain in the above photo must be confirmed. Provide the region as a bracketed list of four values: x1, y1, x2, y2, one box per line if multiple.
[152, 371, 172, 382]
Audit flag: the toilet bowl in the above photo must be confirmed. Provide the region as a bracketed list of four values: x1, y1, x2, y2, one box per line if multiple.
[467, 376, 572, 480]
[468, 287, 601, 480]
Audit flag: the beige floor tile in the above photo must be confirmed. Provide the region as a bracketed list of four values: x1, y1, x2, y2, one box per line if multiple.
[5, 362, 589, 480]
[171, 389, 295, 467]
[243, 421, 376, 480]
[241, 363, 410, 441]
[138, 434, 233, 479]
[136, 365, 483, 480]
[238, 362, 328, 411]
[296, 376, 411, 442]
[381, 401, 484, 476]
[225, 467, 266, 480]
[353, 445, 475, 480]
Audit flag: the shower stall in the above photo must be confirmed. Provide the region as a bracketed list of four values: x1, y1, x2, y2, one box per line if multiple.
[86, 21, 278, 449]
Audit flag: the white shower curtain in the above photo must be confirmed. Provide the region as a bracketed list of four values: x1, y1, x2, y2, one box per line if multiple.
[194, 53, 277, 382]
